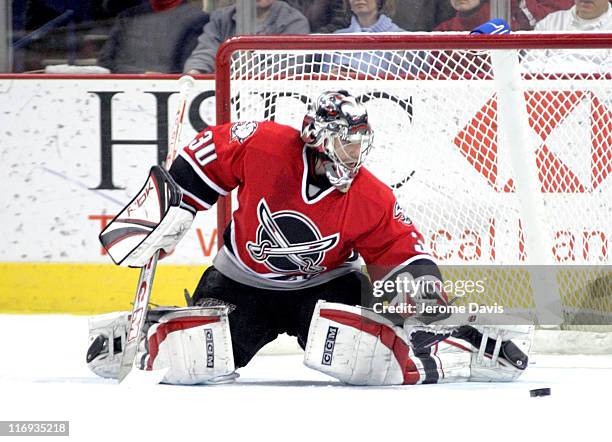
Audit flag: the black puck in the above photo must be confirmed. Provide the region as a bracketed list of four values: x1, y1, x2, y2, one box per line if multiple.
[530, 388, 551, 397]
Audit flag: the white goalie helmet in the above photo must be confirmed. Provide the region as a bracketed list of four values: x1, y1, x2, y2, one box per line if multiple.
[301, 91, 374, 192]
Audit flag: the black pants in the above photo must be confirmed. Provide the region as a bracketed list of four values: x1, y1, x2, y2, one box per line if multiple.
[193, 267, 371, 368]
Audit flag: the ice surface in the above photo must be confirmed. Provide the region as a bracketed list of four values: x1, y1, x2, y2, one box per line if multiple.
[1, 315, 611, 442]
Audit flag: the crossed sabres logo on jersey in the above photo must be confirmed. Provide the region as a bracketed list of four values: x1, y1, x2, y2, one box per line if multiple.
[246, 199, 339, 275]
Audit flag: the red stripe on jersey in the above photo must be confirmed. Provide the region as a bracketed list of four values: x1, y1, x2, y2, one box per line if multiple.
[146, 316, 220, 371]
[182, 193, 208, 211]
[319, 308, 420, 385]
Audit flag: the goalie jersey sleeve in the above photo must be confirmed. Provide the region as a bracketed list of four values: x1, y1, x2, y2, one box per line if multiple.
[347, 170, 432, 283]
[169, 121, 259, 213]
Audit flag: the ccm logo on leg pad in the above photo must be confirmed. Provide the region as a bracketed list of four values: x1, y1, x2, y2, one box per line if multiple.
[322, 326, 338, 366]
[205, 329, 214, 368]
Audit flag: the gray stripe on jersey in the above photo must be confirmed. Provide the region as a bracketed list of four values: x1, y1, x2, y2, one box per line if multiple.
[213, 247, 364, 291]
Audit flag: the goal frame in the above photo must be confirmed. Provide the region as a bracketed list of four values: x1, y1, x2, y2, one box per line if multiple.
[214, 32, 612, 248]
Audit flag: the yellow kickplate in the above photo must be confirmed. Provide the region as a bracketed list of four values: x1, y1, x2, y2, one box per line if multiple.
[0, 263, 207, 314]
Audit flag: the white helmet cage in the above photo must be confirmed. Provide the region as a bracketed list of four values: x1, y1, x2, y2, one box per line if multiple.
[301, 91, 374, 190]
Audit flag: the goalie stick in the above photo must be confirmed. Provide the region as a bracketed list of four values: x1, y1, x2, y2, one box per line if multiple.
[117, 75, 195, 383]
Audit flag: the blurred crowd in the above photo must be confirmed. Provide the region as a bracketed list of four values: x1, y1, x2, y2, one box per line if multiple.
[8, 0, 612, 73]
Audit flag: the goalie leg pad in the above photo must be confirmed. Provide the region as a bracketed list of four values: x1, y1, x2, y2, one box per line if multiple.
[448, 324, 534, 382]
[413, 323, 534, 382]
[303, 301, 471, 385]
[143, 307, 235, 385]
[87, 311, 129, 379]
[87, 307, 236, 385]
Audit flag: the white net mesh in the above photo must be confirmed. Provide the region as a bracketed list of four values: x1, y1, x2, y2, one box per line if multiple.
[217, 35, 612, 340]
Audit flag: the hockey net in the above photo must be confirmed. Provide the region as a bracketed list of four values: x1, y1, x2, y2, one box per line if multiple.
[215, 34, 612, 354]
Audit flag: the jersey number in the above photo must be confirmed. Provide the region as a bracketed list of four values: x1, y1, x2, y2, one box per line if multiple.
[188, 131, 217, 167]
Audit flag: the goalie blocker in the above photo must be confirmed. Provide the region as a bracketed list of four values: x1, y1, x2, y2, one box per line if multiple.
[99, 165, 194, 268]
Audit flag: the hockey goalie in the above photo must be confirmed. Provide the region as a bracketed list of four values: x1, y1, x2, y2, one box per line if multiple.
[87, 90, 533, 385]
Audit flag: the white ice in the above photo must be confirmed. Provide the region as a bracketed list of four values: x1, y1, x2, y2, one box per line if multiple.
[1, 315, 611, 442]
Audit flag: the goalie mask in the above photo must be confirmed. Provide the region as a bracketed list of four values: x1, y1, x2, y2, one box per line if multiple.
[301, 91, 373, 192]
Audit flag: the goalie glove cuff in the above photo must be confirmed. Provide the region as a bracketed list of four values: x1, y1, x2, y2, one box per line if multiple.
[121, 205, 193, 267]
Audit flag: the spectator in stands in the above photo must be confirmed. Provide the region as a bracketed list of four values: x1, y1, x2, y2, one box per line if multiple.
[335, 0, 404, 34]
[435, 0, 574, 31]
[183, 0, 309, 74]
[435, 1, 493, 32]
[390, 0, 456, 31]
[328, 1, 424, 78]
[535, 0, 612, 31]
[97, 0, 208, 73]
[515, 1, 574, 29]
[285, 0, 350, 33]
[430, 0, 573, 78]
[525, 1, 612, 73]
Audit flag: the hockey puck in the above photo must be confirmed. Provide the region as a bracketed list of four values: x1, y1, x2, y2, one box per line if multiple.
[530, 388, 551, 397]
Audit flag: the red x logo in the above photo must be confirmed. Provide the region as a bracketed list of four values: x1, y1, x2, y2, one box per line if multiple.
[454, 91, 612, 193]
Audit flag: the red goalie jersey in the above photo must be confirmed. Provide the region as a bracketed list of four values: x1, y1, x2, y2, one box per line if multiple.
[169, 121, 430, 290]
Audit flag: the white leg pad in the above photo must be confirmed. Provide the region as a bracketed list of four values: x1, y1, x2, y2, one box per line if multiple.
[143, 307, 236, 385]
[304, 301, 471, 385]
[451, 324, 534, 382]
[87, 311, 129, 379]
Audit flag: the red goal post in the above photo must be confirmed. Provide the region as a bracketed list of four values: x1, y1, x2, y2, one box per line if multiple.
[214, 34, 612, 351]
